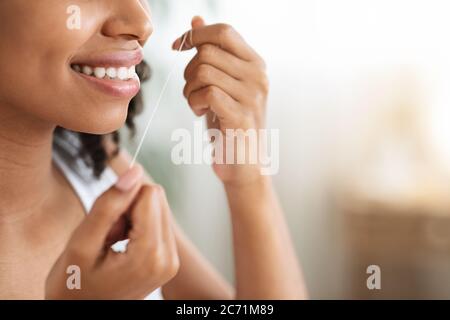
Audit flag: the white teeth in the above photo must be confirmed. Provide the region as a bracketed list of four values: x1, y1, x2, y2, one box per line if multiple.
[106, 67, 117, 79]
[94, 67, 106, 79]
[128, 66, 136, 79]
[117, 67, 129, 80]
[72, 64, 136, 80]
[82, 65, 93, 76]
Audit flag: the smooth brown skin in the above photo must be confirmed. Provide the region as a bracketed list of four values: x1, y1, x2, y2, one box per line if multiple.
[0, 0, 307, 299]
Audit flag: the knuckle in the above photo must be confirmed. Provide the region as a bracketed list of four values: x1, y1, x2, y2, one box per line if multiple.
[204, 86, 220, 101]
[198, 44, 215, 60]
[188, 88, 209, 116]
[246, 84, 267, 109]
[187, 93, 196, 107]
[140, 184, 160, 199]
[150, 184, 166, 199]
[253, 91, 267, 109]
[134, 185, 158, 210]
[248, 70, 269, 103]
[154, 184, 165, 193]
[196, 64, 211, 83]
[183, 65, 191, 81]
[218, 23, 235, 42]
[184, 57, 200, 81]
[258, 74, 270, 95]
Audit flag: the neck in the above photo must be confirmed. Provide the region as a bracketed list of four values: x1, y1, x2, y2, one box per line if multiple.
[0, 105, 57, 221]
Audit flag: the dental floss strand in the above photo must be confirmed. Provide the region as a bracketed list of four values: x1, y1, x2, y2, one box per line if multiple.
[129, 28, 218, 169]
[129, 31, 190, 168]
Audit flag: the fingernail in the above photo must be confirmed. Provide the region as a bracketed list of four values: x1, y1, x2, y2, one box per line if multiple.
[115, 165, 143, 192]
[172, 38, 181, 50]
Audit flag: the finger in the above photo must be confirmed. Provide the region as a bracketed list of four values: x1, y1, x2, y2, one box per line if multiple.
[188, 85, 240, 123]
[184, 64, 244, 102]
[185, 44, 250, 81]
[126, 185, 163, 259]
[173, 23, 258, 61]
[172, 17, 204, 52]
[158, 191, 176, 252]
[160, 194, 179, 273]
[105, 212, 130, 247]
[69, 165, 143, 257]
[191, 16, 205, 29]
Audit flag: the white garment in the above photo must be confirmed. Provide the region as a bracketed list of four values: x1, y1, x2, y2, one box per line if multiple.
[52, 131, 163, 300]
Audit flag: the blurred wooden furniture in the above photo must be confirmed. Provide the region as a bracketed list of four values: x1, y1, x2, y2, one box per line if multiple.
[339, 192, 450, 299]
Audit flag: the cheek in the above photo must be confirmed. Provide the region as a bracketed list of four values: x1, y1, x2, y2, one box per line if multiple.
[0, 1, 83, 112]
[0, 1, 130, 134]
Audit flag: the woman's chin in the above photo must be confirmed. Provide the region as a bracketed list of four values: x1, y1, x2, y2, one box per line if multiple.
[61, 112, 129, 135]
[84, 120, 127, 135]
[83, 125, 123, 135]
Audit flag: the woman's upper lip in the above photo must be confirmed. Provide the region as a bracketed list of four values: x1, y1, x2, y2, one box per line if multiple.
[71, 49, 144, 68]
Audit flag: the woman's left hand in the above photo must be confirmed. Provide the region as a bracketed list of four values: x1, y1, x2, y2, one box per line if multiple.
[173, 17, 270, 186]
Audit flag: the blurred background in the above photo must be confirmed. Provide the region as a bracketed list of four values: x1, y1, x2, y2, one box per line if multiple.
[124, 0, 450, 299]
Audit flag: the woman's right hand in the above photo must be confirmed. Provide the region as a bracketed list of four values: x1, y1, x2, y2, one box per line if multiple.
[45, 166, 179, 299]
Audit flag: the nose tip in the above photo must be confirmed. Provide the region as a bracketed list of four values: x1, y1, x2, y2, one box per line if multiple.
[102, 2, 153, 46]
[137, 19, 153, 45]
[119, 18, 153, 46]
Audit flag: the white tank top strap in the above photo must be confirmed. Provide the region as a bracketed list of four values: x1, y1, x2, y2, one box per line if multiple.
[52, 130, 163, 300]
[52, 131, 118, 213]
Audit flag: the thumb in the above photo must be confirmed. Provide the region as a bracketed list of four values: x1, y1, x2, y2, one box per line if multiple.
[191, 16, 205, 29]
[68, 165, 144, 258]
[172, 16, 205, 50]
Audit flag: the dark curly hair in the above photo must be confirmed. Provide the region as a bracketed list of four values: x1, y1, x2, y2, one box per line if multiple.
[54, 61, 151, 178]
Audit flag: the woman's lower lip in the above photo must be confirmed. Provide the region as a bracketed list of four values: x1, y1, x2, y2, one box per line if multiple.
[75, 71, 140, 99]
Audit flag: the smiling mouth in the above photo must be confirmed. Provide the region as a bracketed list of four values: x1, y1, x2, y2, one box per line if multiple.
[70, 63, 141, 99]
[69, 49, 144, 98]
[71, 64, 137, 81]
